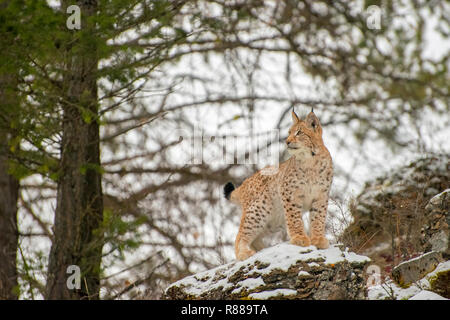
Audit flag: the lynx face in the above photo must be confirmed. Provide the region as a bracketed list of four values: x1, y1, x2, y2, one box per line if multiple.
[286, 110, 323, 158]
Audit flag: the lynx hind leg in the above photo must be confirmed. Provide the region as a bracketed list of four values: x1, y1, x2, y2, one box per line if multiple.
[235, 233, 255, 261]
[251, 233, 266, 252]
[235, 204, 271, 261]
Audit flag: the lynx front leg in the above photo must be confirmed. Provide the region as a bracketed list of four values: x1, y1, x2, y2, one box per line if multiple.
[281, 192, 310, 247]
[309, 196, 329, 249]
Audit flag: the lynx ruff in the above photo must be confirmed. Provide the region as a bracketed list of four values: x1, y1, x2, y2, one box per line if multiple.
[224, 109, 333, 261]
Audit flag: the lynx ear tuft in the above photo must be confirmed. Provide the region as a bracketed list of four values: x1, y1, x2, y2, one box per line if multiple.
[291, 108, 300, 123]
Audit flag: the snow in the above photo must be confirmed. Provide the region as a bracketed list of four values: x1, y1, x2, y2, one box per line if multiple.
[298, 271, 310, 277]
[248, 289, 298, 299]
[231, 277, 265, 294]
[166, 243, 370, 297]
[409, 290, 448, 300]
[242, 243, 370, 271]
[364, 242, 391, 256]
[367, 280, 422, 300]
[307, 262, 320, 267]
[428, 189, 450, 205]
[417, 260, 450, 288]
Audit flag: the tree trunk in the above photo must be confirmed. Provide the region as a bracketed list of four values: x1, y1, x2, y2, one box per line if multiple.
[0, 72, 20, 299]
[45, 0, 104, 300]
[0, 137, 20, 300]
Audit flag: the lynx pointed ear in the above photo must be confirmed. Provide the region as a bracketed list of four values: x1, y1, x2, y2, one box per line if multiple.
[305, 110, 322, 134]
[291, 108, 300, 123]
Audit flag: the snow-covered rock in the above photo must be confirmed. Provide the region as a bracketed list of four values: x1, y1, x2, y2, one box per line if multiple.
[391, 251, 442, 286]
[367, 260, 450, 300]
[163, 243, 370, 300]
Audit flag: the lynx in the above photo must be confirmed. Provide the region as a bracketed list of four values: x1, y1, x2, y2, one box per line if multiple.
[224, 109, 333, 260]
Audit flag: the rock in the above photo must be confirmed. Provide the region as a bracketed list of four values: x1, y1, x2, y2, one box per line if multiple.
[341, 156, 449, 274]
[427, 261, 450, 299]
[162, 243, 370, 300]
[391, 251, 443, 287]
[422, 189, 450, 259]
[367, 260, 450, 300]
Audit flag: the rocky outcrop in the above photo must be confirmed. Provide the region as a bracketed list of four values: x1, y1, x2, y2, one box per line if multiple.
[163, 243, 370, 300]
[341, 156, 449, 273]
[422, 189, 449, 259]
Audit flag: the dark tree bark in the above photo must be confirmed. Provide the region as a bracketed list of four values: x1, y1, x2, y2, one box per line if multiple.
[0, 136, 20, 300]
[45, 0, 104, 300]
[0, 72, 20, 299]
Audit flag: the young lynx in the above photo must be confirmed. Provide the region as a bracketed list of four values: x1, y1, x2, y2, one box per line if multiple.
[224, 109, 333, 260]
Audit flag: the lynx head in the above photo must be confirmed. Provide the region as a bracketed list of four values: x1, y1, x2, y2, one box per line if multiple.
[286, 108, 324, 158]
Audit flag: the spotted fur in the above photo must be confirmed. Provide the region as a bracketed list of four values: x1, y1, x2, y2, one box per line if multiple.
[225, 110, 333, 260]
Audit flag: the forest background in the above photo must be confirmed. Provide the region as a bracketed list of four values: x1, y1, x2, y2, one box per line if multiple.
[0, 0, 448, 299]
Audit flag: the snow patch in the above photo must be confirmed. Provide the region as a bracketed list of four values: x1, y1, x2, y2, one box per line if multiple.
[249, 289, 297, 299]
[409, 290, 448, 300]
[428, 188, 450, 204]
[245, 243, 370, 270]
[231, 277, 265, 294]
[367, 280, 421, 300]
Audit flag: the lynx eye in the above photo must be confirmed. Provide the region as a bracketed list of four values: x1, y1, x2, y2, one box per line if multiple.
[295, 130, 301, 136]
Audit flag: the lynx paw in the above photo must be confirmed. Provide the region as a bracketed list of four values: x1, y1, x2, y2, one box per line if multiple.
[311, 236, 329, 249]
[290, 235, 311, 247]
[236, 246, 256, 261]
